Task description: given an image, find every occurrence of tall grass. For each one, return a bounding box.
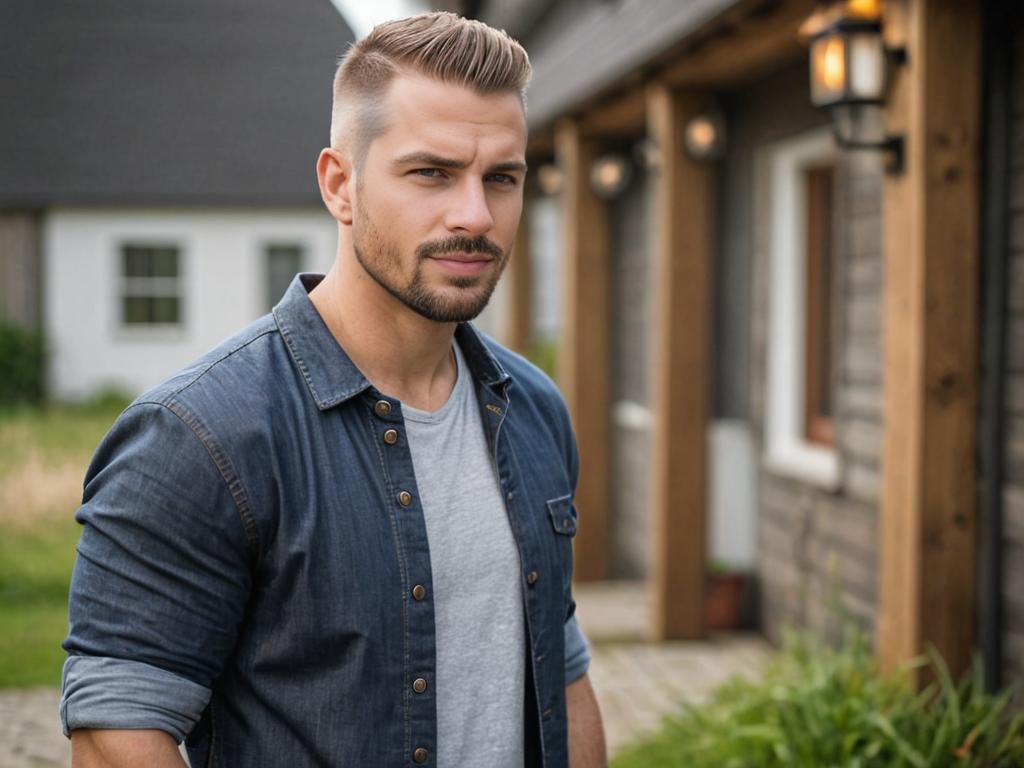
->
[612,626,1024,768]
[0,396,127,687]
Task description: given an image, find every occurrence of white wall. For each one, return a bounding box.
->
[45,208,337,400]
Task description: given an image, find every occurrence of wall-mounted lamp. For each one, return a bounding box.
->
[536,163,565,196]
[801,0,905,173]
[589,154,632,200]
[684,110,727,161]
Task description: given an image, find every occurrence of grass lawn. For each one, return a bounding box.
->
[0,398,127,688]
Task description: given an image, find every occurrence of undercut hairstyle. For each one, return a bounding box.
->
[329,12,532,169]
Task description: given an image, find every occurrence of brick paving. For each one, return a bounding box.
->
[0,581,772,766]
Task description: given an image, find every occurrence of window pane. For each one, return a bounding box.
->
[151,297,180,324]
[150,248,179,278]
[123,248,152,278]
[123,297,151,324]
[804,165,835,446]
[266,244,304,310]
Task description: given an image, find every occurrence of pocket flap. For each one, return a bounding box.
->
[546,494,577,536]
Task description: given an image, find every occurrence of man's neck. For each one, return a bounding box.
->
[309,265,459,412]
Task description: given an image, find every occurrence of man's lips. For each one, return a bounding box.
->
[428,252,493,275]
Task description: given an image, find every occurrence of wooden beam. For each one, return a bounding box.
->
[877,0,981,679]
[555,118,610,582]
[659,0,814,90]
[506,203,532,355]
[579,87,647,140]
[645,84,714,639]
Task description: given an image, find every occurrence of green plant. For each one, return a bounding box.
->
[0,321,45,406]
[612,626,1024,768]
[526,336,558,380]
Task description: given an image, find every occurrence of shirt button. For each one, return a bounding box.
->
[383,428,399,445]
[412,584,427,601]
[374,400,391,417]
[412,677,428,694]
[398,490,413,507]
[526,570,539,585]
[506,491,514,502]
[413,747,429,764]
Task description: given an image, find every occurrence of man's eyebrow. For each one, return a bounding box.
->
[392,152,527,174]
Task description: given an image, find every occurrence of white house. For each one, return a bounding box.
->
[1,0,493,401]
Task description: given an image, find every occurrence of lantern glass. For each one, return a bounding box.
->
[848,31,885,100]
[589,154,632,200]
[810,32,848,107]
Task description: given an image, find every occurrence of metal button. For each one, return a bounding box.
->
[398,490,413,507]
[412,584,427,601]
[412,677,428,694]
[526,570,539,585]
[506,491,514,502]
[383,428,399,445]
[413,747,429,763]
[374,400,391,417]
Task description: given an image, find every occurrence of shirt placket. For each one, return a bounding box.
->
[368,393,438,767]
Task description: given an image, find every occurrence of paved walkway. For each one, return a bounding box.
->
[0,582,772,766]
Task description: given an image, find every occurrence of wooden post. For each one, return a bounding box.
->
[555,118,610,582]
[645,84,714,639]
[505,206,532,355]
[877,0,981,678]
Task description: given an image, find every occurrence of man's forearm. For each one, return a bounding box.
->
[567,673,607,767]
[71,729,186,768]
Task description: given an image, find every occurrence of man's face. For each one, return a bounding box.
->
[349,73,527,323]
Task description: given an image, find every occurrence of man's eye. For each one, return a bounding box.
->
[414,168,446,179]
[486,173,517,185]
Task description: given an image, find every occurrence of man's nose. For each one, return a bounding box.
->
[445,179,494,235]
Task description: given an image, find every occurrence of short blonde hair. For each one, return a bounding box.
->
[329,12,531,167]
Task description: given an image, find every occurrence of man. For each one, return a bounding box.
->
[61,11,606,768]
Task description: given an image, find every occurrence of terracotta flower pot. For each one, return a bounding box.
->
[705,571,750,631]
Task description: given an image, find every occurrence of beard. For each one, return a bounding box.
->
[352,207,509,323]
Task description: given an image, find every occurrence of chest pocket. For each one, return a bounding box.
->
[546,494,577,537]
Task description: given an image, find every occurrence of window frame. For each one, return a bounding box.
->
[117,242,185,331]
[760,127,841,489]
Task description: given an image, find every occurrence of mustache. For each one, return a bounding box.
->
[416,235,503,260]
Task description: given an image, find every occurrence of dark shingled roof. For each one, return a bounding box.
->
[0,0,355,207]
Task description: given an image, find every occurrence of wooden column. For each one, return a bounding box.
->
[505,206,532,354]
[555,118,610,582]
[878,0,981,678]
[645,84,714,639]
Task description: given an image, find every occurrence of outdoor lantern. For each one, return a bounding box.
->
[802,0,904,172]
[684,110,727,161]
[589,153,632,200]
[536,162,564,196]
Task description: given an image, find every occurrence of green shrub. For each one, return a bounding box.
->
[613,627,1024,768]
[0,321,45,406]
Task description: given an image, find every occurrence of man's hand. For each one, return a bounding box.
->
[71,729,187,768]
[567,673,607,767]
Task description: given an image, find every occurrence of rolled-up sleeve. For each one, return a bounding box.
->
[61,401,255,742]
[564,613,591,685]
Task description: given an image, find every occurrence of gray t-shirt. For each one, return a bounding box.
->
[402,341,589,767]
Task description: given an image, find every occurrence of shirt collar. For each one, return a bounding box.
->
[273,273,510,411]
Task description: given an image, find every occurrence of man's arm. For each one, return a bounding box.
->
[567,673,607,768]
[71,730,185,768]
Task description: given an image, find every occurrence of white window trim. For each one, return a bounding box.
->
[762,127,840,490]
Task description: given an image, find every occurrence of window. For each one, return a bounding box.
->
[265,244,304,310]
[762,128,839,488]
[120,244,182,326]
[803,165,836,447]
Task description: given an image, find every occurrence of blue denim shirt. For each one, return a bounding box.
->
[61,274,586,767]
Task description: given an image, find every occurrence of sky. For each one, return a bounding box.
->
[330,0,433,38]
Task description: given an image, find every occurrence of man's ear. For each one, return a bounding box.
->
[316,148,354,226]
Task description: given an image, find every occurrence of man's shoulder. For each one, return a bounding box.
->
[131,313,285,417]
